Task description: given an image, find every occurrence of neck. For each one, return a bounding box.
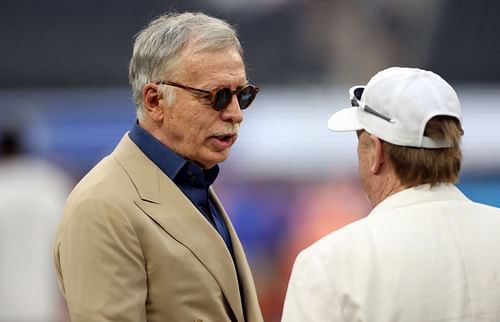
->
[367,172,405,207]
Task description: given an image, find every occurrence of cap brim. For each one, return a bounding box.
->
[327,107,363,132]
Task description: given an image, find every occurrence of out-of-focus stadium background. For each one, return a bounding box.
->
[1,0,499,321]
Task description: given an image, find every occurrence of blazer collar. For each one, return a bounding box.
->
[371,183,468,215]
[112,133,245,321]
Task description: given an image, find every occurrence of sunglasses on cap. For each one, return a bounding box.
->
[156,80,259,111]
[349,86,394,123]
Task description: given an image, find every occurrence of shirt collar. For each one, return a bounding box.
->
[128,121,219,184]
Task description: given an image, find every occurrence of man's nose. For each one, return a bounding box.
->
[220,94,244,123]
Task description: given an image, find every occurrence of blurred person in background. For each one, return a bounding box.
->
[0,128,71,322]
[53,11,263,322]
[281,67,500,322]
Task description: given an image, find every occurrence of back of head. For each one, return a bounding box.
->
[385,116,463,187]
[328,67,464,187]
[128,12,243,118]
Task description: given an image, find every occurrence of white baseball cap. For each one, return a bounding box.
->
[327,67,462,148]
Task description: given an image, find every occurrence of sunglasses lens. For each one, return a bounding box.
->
[212,85,258,111]
[353,87,364,100]
[237,86,257,110]
[213,88,233,111]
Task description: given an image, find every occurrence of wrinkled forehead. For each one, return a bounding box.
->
[177,47,247,86]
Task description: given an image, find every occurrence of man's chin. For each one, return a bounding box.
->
[195,152,230,169]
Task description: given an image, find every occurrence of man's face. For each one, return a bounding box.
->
[157,47,247,169]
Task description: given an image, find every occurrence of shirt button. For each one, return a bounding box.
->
[187,170,193,175]
[190,176,197,181]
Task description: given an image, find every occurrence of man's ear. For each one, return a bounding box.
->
[369,134,385,174]
[142,83,164,122]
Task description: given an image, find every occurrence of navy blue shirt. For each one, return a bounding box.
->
[128,123,235,258]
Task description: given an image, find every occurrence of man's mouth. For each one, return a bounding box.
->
[214,133,235,142]
[210,133,237,149]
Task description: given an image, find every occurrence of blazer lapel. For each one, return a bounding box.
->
[210,189,264,322]
[113,134,244,321]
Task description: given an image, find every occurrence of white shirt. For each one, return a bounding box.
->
[282,184,500,322]
[0,158,72,322]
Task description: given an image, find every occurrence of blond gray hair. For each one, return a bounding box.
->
[385,116,464,187]
[128,12,243,119]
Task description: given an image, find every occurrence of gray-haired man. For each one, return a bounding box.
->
[54,12,263,322]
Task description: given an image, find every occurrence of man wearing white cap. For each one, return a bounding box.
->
[281,67,500,322]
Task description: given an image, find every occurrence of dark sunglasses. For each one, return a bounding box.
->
[349,86,394,123]
[156,80,259,111]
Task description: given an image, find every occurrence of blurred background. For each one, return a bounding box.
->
[1,0,500,321]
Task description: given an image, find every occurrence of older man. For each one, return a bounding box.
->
[282,67,500,322]
[54,12,263,322]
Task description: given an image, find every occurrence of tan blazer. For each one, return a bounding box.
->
[53,134,264,322]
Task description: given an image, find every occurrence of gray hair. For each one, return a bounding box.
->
[128,12,243,119]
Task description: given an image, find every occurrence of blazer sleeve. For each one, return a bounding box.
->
[54,197,147,322]
[281,249,345,322]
